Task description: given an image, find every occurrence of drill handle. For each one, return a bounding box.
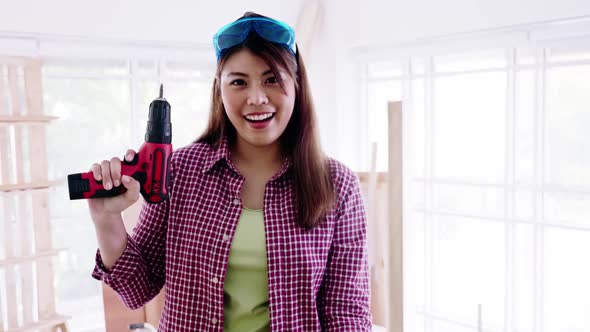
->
[67,154,143,200]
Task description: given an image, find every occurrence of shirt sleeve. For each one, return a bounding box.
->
[91,157,174,310]
[318,173,372,331]
[91,199,169,309]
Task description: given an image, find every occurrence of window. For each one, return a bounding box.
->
[43,56,214,331]
[362,20,590,332]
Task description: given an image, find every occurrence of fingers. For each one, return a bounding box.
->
[89,149,137,191]
[124,149,137,162]
[110,157,122,188]
[121,175,140,202]
[90,163,102,181]
[100,160,113,190]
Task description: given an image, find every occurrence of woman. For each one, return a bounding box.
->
[89,12,371,331]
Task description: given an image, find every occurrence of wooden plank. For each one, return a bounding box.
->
[13,125,26,183]
[0,65,7,116]
[6,314,70,332]
[367,142,386,326]
[5,265,19,329]
[0,249,65,267]
[0,115,59,124]
[0,180,64,192]
[5,64,24,330]
[28,125,47,184]
[0,57,30,67]
[23,60,43,116]
[0,64,12,331]
[7,66,21,116]
[388,101,403,332]
[8,66,25,184]
[0,132,19,331]
[32,189,56,321]
[356,172,388,184]
[17,191,35,326]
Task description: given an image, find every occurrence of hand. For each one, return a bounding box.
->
[87,149,141,225]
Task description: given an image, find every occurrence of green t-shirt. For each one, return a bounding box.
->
[223,208,270,331]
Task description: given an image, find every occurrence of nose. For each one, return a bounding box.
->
[246,84,269,106]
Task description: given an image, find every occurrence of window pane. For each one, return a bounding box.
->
[544,191,590,227]
[136,60,157,76]
[514,189,534,221]
[164,60,215,79]
[43,58,128,76]
[432,216,505,330]
[434,50,507,73]
[432,183,504,218]
[368,61,403,79]
[136,81,211,150]
[516,47,537,66]
[544,227,590,331]
[432,319,477,332]
[411,78,426,177]
[45,78,131,181]
[44,77,130,331]
[513,224,534,331]
[405,211,425,307]
[433,72,506,182]
[545,65,590,187]
[515,70,535,186]
[548,42,590,62]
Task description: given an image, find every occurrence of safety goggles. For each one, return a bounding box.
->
[213,17,296,60]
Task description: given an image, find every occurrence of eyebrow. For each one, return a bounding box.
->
[226,69,274,78]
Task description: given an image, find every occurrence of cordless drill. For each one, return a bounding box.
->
[68,84,172,204]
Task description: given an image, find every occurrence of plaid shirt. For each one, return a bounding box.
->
[92,138,371,331]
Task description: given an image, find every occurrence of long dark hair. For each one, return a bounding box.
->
[197,12,335,229]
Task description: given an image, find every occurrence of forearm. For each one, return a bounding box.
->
[93,213,128,271]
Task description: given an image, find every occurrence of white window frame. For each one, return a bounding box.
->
[354,16,590,332]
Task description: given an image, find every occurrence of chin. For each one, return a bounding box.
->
[241,133,280,148]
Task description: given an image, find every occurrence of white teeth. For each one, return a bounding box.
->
[245,113,273,121]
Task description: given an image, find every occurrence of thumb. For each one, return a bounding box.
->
[121,175,140,200]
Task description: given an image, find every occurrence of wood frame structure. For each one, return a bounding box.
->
[0,57,69,332]
[388,101,403,332]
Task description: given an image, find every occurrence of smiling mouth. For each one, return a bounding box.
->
[244,113,275,123]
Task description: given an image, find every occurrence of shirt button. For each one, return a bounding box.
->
[212,277,219,284]
[232,198,240,205]
[222,234,230,242]
[211,317,218,324]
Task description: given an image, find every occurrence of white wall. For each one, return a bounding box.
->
[2,0,590,169]
[0,0,302,44]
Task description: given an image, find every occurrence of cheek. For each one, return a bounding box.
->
[220,90,240,114]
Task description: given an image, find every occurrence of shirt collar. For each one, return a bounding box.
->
[201,136,232,174]
[201,136,292,180]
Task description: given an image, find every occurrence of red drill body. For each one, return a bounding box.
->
[68,85,172,204]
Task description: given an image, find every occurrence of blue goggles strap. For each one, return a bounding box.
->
[213,17,296,60]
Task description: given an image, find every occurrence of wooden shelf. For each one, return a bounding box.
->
[0,179,65,192]
[0,115,59,124]
[6,314,70,332]
[0,56,37,67]
[0,248,67,267]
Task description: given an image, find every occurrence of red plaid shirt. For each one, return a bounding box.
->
[92,138,371,331]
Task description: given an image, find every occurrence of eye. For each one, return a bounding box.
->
[230,79,246,86]
[265,76,279,84]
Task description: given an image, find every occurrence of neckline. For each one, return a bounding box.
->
[242,207,263,212]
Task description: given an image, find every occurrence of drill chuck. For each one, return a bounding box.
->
[145,84,172,144]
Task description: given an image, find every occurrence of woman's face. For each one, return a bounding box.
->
[220,48,296,149]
